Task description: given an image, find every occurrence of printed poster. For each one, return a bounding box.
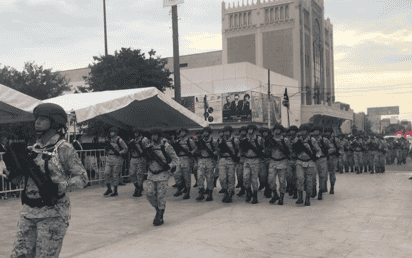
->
[194,94,222,123]
[251,91,263,122]
[222,91,252,123]
[263,94,282,125]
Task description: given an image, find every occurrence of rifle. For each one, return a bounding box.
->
[129,139,146,158]
[172,140,192,157]
[292,139,317,161]
[146,146,176,174]
[106,138,127,159]
[240,137,263,158]
[7,144,62,206]
[318,137,329,159]
[218,139,240,163]
[266,137,290,160]
[197,138,217,160]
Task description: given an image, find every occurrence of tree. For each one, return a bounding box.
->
[0,62,71,100]
[82,47,173,93]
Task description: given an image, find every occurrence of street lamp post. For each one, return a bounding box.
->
[103,0,108,56]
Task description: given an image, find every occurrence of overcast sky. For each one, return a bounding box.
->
[1,0,412,121]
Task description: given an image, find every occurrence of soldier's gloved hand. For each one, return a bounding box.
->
[114,150,121,156]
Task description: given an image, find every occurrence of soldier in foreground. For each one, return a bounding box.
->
[236,126,248,197]
[286,126,299,199]
[325,127,341,194]
[291,123,320,206]
[129,128,150,197]
[103,127,128,197]
[311,125,331,200]
[171,127,197,199]
[217,126,240,203]
[195,127,218,202]
[260,127,273,198]
[145,128,179,226]
[239,124,263,204]
[10,103,89,258]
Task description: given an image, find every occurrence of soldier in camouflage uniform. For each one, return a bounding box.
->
[377,136,388,173]
[260,127,273,198]
[291,123,321,206]
[346,135,355,172]
[103,127,128,197]
[171,127,197,199]
[286,126,299,199]
[195,127,218,202]
[386,138,394,165]
[146,128,179,226]
[325,127,342,194]
[214,129,224,189]
[192,131,202,187]
[338,134,346,173]
[217,126,240,203]
[236,126,248,197]
[10,103,89,258]
[351,135,364,174]
[402,138,409,164]
[239,124,264,204]
[129,128,150,197]
[394,137,403,165]
[311,125,333,200]
[362,135,370,173]
[266,123,291,205]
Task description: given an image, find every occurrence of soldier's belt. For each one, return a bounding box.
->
[270,157,288,161]
[199,156,213,159]
[297,158,312,162]
[244,156,259,159]
[22,193,65,208]
[354,150,362,152]
[131,155,143,159]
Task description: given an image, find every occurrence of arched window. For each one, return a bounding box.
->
[285,5,289,19]
[280,6,284,19]
[238,14,241,27]
[248,12,252,24]
[234,14,238,27]
[265,9,269,22]
[313,19,322,104]
[230,15,233,28]
[244,13,247,25]
[276,7,280,20]
[270,8,274,21]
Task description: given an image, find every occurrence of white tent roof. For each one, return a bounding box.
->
[41,87,208,130]
[0,84,41,124]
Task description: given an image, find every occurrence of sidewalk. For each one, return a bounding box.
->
[2,163,412,258]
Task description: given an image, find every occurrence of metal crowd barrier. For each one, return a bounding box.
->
[0,149,131,198]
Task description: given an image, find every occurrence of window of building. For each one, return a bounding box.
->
[280,6,284,20]
[238,14,241,27]
[270,8,274,21]
[313,19,322,104]
[234,14,238,27]
[229,15,233,28]
[180,63,188,68]
[244,13,247,25]
[265,9,269,22]
[248,12,252,24]
[285,5,289,19]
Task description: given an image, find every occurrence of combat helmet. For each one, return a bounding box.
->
[272,123,284,132]
[33,103,68,129]
[223,126,234,133]
[299,123,312,131]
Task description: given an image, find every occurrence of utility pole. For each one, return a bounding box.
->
[268,69,271,129]
[103,0,108,56]
[172,5,181,104]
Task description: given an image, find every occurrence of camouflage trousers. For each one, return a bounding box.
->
[235,157,245,185]
[104,164,122,186]
[362,152,369,168]
[353,151,363,169]
[193,158,199,181]
[368,151,379,170]
[268,159,288,193]
[338,153,346,171]
[129,157,147,188]
[327,155,338,187]
[346,152,354,167]
[385,150,391,165]
[218,157,236,191]
[243,158,260,191]
[378,152,386,169]
[286,159,297,187]
[174,156,193,189]
[259,158,270,186]
[390,150,396,164]
[11,216,68,258]
[396,149,403,164]
[197,158,216,191]
[146,180,168,210]
[295,161,315,195]
[314,157,327,193]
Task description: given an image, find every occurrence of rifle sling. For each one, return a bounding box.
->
[244,139,262,157]
[219,139,239,162]
[271,138,290,159]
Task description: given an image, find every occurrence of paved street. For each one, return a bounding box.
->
[2,162,412,258]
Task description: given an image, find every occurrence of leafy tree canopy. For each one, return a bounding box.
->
[0,62,71,100]
[82,48,173,93]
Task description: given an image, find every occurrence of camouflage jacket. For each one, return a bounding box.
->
[22,134,89,220]
[147,140,179,181]
[129,136,150,158]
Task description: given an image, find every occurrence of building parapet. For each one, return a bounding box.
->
[302,105,354,121]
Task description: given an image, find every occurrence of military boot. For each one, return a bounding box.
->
[286,183,291,195]
[317,190,323,200]
[269,190,278,204]
[219,188,226,193]
[213,177,218,187]
[264,183,272,198]
[153,207,160,225]
[364,166,368,172]
[110,186,118,197]
[193,180,198,187]
[351,166,354,172]
[330,183,334,195]
[292,186,298,199]
[133,185,140,197]
[251,190,258,204]
[278,193,284,205]
[183,187,191,199]
[172,183,177,188]
[225,190,233,203]
[288,184,294,196]
[295,191,303,204]
[153,208,164,226]
[173,184,184,197]
[245,188,252,202]
[345,165,349,173]
[205,189,213,201]
[157,209,165,226]
[258,181,265,191]
[196,188,205,201]
[304,192,311,206]
[221,189,229,203]
[103,184,112,196]
[237,186,246,197]
[311,188,317,198]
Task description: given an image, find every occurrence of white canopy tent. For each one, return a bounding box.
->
[0,84,41,124]
[41,87,209,130]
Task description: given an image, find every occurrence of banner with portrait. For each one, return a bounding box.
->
[263,94,282,125]
[222,91,252,123]
[251,92,263,122]
[194,94,222,123]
